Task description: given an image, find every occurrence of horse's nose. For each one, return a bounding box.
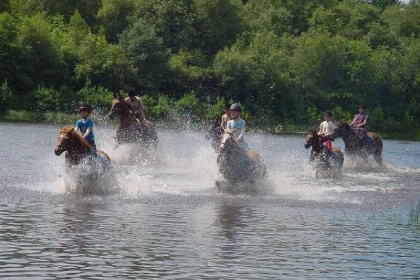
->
[54,147,63,155]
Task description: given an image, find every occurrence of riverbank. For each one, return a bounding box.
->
[1,110,419,141]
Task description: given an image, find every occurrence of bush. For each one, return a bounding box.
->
[0,80,13,112]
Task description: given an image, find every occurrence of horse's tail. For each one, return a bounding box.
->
[248,149,267,178]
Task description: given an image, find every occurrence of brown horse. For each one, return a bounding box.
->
[108,95,158,147]
[217,130,266,192]
[333,122,383,165]
[54,126,111,180]
[305,129,344,176]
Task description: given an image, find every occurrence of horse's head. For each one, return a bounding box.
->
[54,126,91,156]
[108,95,125,119]
[304,128,320,150]
[333,121,352,138]
[54,126,76,155]
[219,129,237,152]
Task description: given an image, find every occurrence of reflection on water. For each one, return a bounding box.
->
[0,123,419,279]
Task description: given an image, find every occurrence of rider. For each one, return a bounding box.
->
[349,104,372,148]
[226,103,249,151]
[318,110,336,151]
[75,103,96,150]
[220,102,232,132]
[125,87,146,124]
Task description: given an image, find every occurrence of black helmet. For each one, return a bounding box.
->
[230,103,242,112]
[323,110,332,117]
[79,104,92,112]
[359,104,366,109]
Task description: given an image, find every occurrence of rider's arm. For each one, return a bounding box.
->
[82,127,92,139]
[136,98,146,121]
[318,122,326,135]
[349,117,356,127]
[236,120,245,141]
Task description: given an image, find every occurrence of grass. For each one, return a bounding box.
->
[408,200,420,228]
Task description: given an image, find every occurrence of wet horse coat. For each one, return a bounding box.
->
[54,126,111,181]
[333,122,383,165]
[108,96,158,146]
[305,129,344,176]
[217,130,266,190]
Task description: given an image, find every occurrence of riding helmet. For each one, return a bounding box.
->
[79,104,93,112]
[359,104,366,109]
[230,103,242,112]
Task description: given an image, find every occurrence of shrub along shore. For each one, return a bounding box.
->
[1,108,419,141]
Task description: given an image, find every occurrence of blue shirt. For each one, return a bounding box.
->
[75,118,95,144]
[227,117,248,150]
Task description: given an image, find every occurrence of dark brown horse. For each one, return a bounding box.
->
[108,95,158,146]
[54,126,111,180]
[305,129,344,176]
[333,122,383,165]
[217,129,266,192]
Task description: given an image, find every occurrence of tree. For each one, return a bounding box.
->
[119,18,170,92]
[134,0,197,53]
[97,0,135,43]
[75,33,137,91]
[194,0,244,56]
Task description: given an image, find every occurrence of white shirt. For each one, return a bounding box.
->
[319,120,336,136]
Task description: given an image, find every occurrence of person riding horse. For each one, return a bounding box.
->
[349,104,373,149]
[226,103,249,151]
[318,110,336,151]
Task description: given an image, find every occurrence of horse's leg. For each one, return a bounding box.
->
[373,143,383,166]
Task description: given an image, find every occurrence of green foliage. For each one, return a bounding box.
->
[0,80,13,112]
[75,33,137,91]
[1,0,420,138]
[145,94,173,120]
[205,96,225,121]
[119,17,170,91]
[134,0,197,53]
[174,91,205,120]
[194,0,244,56]
[97,0,135,43]
[76,86,115,110]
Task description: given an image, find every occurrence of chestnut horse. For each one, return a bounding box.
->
[333,122,383,165]
[217,129,266,191]
[54,126,111,180]
[108,95,158,146]
[305,129,344,176]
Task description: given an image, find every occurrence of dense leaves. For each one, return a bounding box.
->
[0,0,419,137]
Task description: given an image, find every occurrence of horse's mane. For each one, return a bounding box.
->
[336,121,350,129]
[60,125,92,149]
[307,127,318,136]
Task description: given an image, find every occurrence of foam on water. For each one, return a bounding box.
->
[2,125,419,207]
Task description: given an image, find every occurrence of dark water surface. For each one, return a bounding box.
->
[0,123,419,279]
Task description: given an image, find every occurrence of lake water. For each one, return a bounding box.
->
[0,122,419,279]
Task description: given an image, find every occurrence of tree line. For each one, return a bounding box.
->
[0,0,419,138]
